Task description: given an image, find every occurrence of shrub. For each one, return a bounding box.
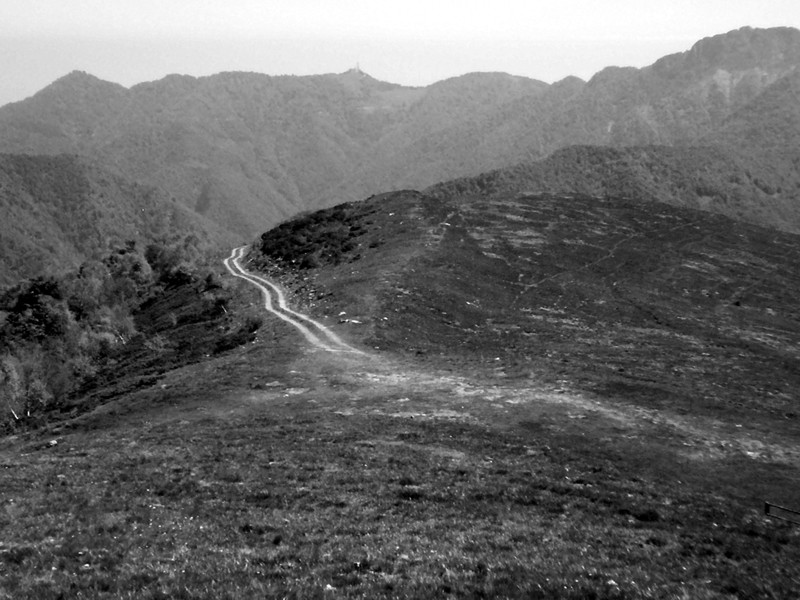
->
[145,236,202,286]
[2,282,71,342]
[0,348,57,426]
[144,334,170,353]
[244,315,263,333]
[0,354,23,422]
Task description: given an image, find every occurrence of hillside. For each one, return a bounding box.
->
[709,67,800,150]
[4,24,800,599]
[704,67,800,197]
[0,69,431,239]
[342,26,800,198]
[2,189,799,598]
[426,144,800,234]
[0,153,233,285]
[544,26,800,147]
[247,190,800,430]
[342,72,549,195]
[0,26,799,247]
[194,187,800,597]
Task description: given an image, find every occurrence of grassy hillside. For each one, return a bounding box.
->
[1,189,799,597]
[3,347,798,598]
[249,190,800,432]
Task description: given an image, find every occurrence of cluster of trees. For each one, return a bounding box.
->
[258,204,364,269]
[0,236,204,430]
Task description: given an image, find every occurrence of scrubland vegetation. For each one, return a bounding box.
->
[0,237,256,432]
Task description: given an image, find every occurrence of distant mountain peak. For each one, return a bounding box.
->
[586,65,638,87]
[60,69,101,81]
[39,70,127,100]
[553,75,585,87]
[685,25,800,71]
[51,70,123,89]
[327,67,402,94]
[337,66,382,82]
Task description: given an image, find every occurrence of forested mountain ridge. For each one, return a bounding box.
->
[0,153,233,285]
[425,142,800,235]
[343,26,800,198]
[421,56,800,234]
[1,26,799,246]
[555,26,800,146]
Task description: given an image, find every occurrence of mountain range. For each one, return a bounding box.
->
[4,26,800,597]
[1,26,800,282]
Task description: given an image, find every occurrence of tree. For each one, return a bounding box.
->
[0,354,23,422]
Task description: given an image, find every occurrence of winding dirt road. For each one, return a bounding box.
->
[223,246,364,355]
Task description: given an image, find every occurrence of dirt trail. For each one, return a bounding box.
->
[223,246,364,355]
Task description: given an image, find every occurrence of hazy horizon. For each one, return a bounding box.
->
[1,0,799,107]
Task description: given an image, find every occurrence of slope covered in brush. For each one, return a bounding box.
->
[248,189,800,434]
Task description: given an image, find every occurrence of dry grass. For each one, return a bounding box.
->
[3,191,800,597]
[1,339,798,599]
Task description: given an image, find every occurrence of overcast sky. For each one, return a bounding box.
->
[1,0,799,107]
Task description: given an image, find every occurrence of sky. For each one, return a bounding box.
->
[1,0,799,107]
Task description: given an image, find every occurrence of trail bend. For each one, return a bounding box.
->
[223,246,364,355]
